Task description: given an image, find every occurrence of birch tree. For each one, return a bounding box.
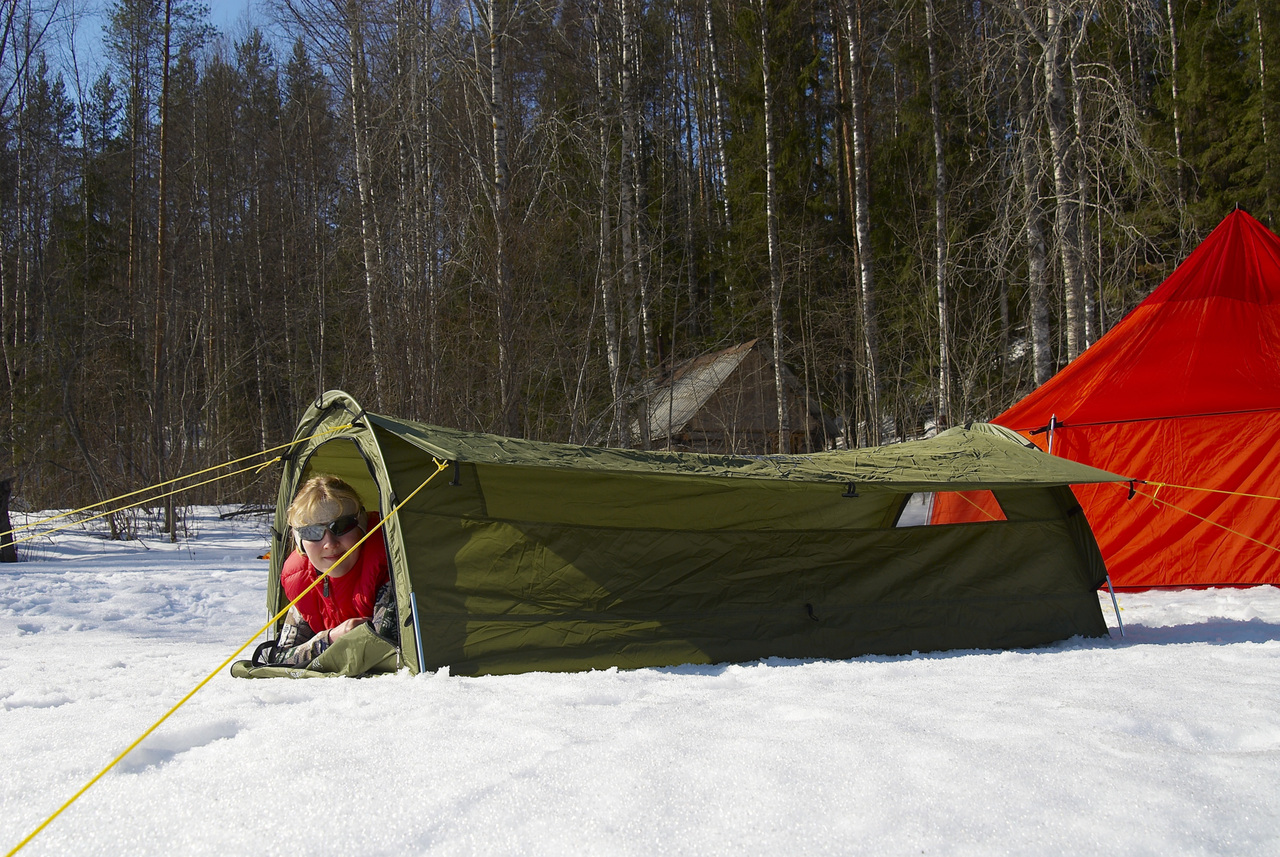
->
[840,0,880,444]
[758,0,786,452]
[925,0,951,424]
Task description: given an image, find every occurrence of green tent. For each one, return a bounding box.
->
[249,391,1127,678]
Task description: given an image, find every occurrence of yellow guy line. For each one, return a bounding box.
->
[1144,480,1280,504]
[5,459,280,549]
[952,490,1001,521]
[1130,485,1280,556]
[1,424,354,540]
[5,457,450,857]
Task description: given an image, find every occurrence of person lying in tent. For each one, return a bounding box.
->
[251,475,398,669]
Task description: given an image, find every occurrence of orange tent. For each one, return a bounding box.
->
[989,210,1280,588]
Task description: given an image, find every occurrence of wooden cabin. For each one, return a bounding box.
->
[632,339,835,454]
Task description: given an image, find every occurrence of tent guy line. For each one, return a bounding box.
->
[1139,480,1280,503]
[0,424,354,544]
[952,491,1002,520]
[2,458,451,857]
[2,459,276,549]
[1131,484,1280,556]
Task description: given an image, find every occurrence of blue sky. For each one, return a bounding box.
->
[76,0,257,45]
[62,0,260,81]
[206,0,254,35]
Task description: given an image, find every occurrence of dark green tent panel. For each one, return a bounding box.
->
[263,391,1127,677]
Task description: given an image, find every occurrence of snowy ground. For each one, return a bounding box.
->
[1,508,1278,856]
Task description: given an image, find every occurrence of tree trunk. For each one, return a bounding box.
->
[1165,0,1184,202]
[201,149,220,465]
[619,0,653,379]
[1257,0,1279,219]
[395,0,416,415]
[347,0,385,404]
[252,185,271,451]
[704,0,732,308]
[673,10,701,339]
[1071,51,1097,348]
[487,0,519,435]
[843,0,880,444]
[0,478,16,562]
[156,0,174,541]
[760,0,788,454]
[1017,34,1053,386]
[925,0,951,426]
[420,1,440,422]
[1040,1,1084,361]
[595,0,625,446]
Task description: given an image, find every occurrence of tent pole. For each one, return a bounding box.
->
[1047,414,1057,455]
[410,592,427,674]
[1104,571,1124,638]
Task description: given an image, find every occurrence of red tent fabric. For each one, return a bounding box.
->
[994,210,1280,588]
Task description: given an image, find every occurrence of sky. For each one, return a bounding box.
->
[206,0,254,35]
[2,507,1279,855]
[60,0,260,80]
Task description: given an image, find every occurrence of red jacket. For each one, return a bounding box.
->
[280,513,389,632]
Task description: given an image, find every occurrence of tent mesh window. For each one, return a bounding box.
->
[898,491,1008,527]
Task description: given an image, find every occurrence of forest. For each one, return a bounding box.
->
[1,0,1277,514]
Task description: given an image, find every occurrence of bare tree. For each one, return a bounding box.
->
[840,0,881,444]
[1163,0,1183,202]
[345,0,386,404]
[593,0,625,444]
[925,0,951,425]
[1010,0,1094,362]
[758,0,786,453]
[154,0,173,539]
[1015,29,1053,386]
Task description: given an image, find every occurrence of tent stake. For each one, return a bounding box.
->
[410,592,427,674]
[1104,571,1124,638]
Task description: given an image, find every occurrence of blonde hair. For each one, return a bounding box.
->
[287,474,367,532]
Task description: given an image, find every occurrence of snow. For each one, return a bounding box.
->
[2,508,1279,856]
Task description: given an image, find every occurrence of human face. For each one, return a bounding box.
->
[299,516,364,578]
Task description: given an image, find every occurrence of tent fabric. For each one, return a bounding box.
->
[232,624,398,679]
[993,209,1280,589]
[364,410,1126,489]
[260,391,1124,677]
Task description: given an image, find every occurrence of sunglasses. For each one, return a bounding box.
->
[295,514,361,543]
